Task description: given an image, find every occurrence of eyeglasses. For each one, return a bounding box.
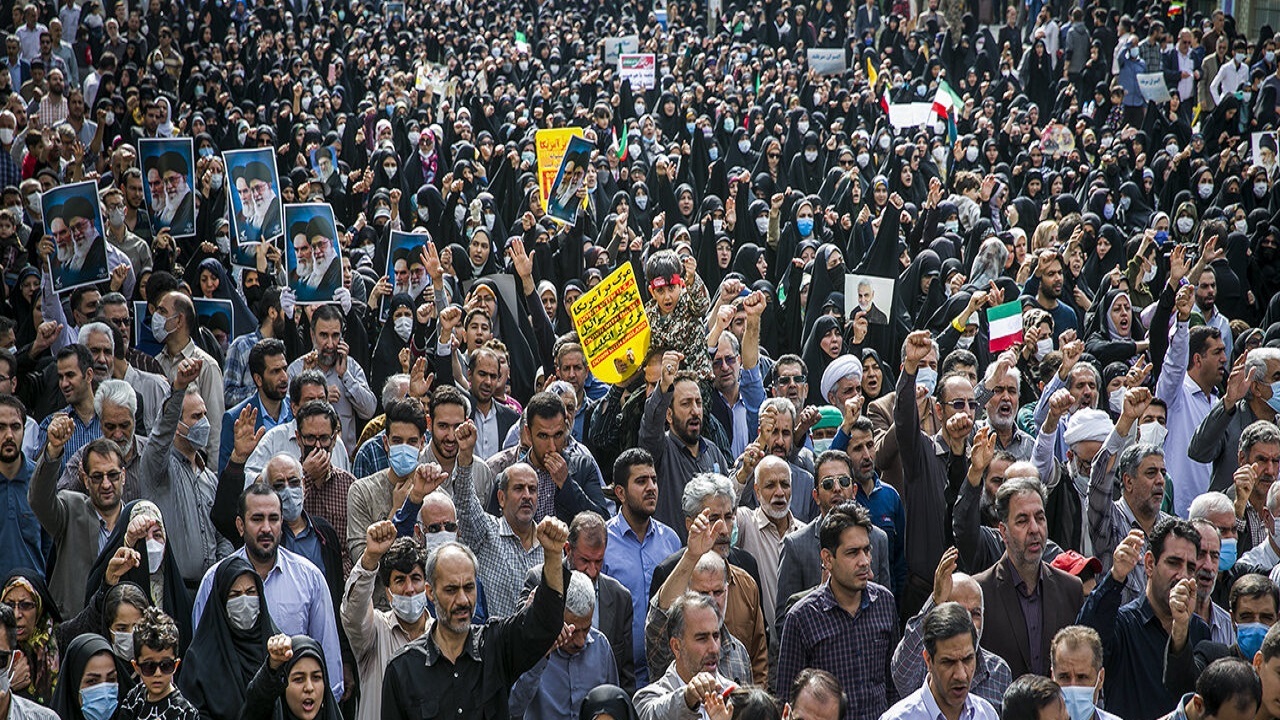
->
[767,153,781,159]
[819,475,853,490]
[419,521,459,534]
[273,475,303,489]
[713,355,738,370]
[776,374,807,386]
[136,658,177,676]
[6,600,36,613]
[299,433,334,446]
[946,399,982,412]
[87,469,123,486]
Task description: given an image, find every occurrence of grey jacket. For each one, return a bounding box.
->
[774,514,891,619]
[1188,398,1261,495]
[28,449,109,616]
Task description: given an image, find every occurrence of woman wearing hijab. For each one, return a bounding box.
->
[81,501,194,652]
[50,633,133,720]
[1116,181,1154,234]
[177,558,276,720]
[467,276,541,403]
[1019,39,1056,117]
[1079,223,1125,292]
[798,244,846,352]
[2,570,63,705]
[369,294,420,397]
[731,244,768,283]
[800,314,845,406]
[860,348,894,404]
[895,249,944,330]
[1215,231,1255,323]
[188,258,257,337]
[241,635,341,720]
[7,266,42,348]
[1083,288,1147,366]
[578,684,638,720]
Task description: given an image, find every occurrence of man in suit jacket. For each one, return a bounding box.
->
[467,347,519,461]
[973,478,1084,679]
[775,451,892,616]
[520,513,635,693]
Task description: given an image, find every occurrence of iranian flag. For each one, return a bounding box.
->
[932,80,963,143]
[986,300,1024,352]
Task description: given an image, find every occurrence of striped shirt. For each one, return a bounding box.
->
[453,460,544,617]
[37,406,100,476]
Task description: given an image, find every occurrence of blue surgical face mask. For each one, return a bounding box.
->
[79,682,118,720]
[1061,685,1097,720]
[1103,202,1115,219]
[915,366,938,394]
[1267,381,1280,414]
[277,486,304,522]
[796,217,814,236]
[388,443,420,478]
[1239,622,1269,660]
[1219,537,1238,571]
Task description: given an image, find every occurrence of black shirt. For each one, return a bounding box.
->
[381,564,568,720]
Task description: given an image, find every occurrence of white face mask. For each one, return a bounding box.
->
[1176,217,1194,234]
[932,146,948,163]
[1138,421,1167,446]
[755,217,770,234]
[422,529,456,551]
[857,152,871,166]
[112,631,133,660]
[1236,219,1249,234]
[797,120,810,134]
[408,131,421,147]
[1166,143,1178,156]
[1035,337,1053,360]
[712,218,724,234]
[394,315,413,341]
[1142,263,1157,284]
[634,195,648,210]
[0,128,13,145]
[225,594,260,631]
[146,538,165,573]
[1109,386,1125,413]
[965,146,979,162]
[389,590,428,623]
[738,139,752,153]
[944,219,960,233]
[879,136,891,150]
[804,149,818,163]
[1198,183,1214,199]
[956,334,975,349]
[1256,183,1269,198]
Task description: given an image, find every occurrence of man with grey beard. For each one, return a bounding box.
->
[976,351,1034,461]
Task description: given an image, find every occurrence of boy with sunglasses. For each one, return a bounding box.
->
[119,607,197,719]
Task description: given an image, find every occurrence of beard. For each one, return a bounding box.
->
[150,190,170,219]
[160,183,188,223]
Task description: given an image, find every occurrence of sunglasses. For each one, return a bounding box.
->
[767,153,781,159]
[776,374,807,386]
[946,399,982,412]
[419,521,458,534]
[136,658,177,676]
[819,475,853,490]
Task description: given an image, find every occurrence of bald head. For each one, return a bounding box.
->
[1005,461,1039,481]
[419,491,457,526]
[261,453,304,484]
[946,572,986,637]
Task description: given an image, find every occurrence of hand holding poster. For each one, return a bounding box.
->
[193,298,235,354]
[43,180,109,293]
[619,53,656,90]
[284,203,342,304]
[535,127,584,212]
[545,135,594,225]
[808,48,846,76]
[844,274,893,325]
[1136,73,1172,104]
[1253,132,1279,173]
[223,147,284,267]
[569,263,651,385]
[383,230,431,320]
[138,138,196,239]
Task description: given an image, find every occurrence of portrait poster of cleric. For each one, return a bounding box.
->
[43,180,108,293]
[138,137,197,239]
[384,229,430,320]
[285,203,342,304]
[224,147,284,266]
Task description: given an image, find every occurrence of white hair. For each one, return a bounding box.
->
[1268,480,1280,516]
[1188,491,1235,520]
[681,473,736,518]
[78,322,115,353]
[381,374,410,407]
[93,379,136,416]
[982,360,1021,388]
[564,570,596,617]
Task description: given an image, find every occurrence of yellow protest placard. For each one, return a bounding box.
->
[569,263,651,385]
[535,128,583,213]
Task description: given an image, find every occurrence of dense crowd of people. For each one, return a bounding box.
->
[3,0,1280,717]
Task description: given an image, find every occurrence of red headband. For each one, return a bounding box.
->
[649,274,685,289]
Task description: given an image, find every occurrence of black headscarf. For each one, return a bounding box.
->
[50,633,133,720]
[177,557,278,720]
[470,276,539,402]
[578,684,639,720]
[801,314,844,406]
[896,249,944,329]
[265,635,342,720]
[83,500,193,653]
[801,244,846,349]
[860,348,895,402]
[371,294,416,396]
[731,243,767,283]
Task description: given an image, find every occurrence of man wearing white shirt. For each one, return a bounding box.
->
[243,369,349,481]
[879,602,999,720]
[634,592,735,720]
[1210,40,1251,105]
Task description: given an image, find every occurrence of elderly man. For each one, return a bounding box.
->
[521,511,635,692]
[635,592,736,720]
[976,352,1035,461]
[734,454,804,630]
[56,379,148,501]
[734,398,818,524]
[1050,626,1124,720]
[510,570,620,718]
[1037,390,1112,556]
[381,517,570,719]
[648,473,768,685]
[892,546,1013,710]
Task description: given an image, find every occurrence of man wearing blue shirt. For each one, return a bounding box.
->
[193,482,345,699]
[0,393,44,580]
[604,447,681,688]
[219,337,292,474]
